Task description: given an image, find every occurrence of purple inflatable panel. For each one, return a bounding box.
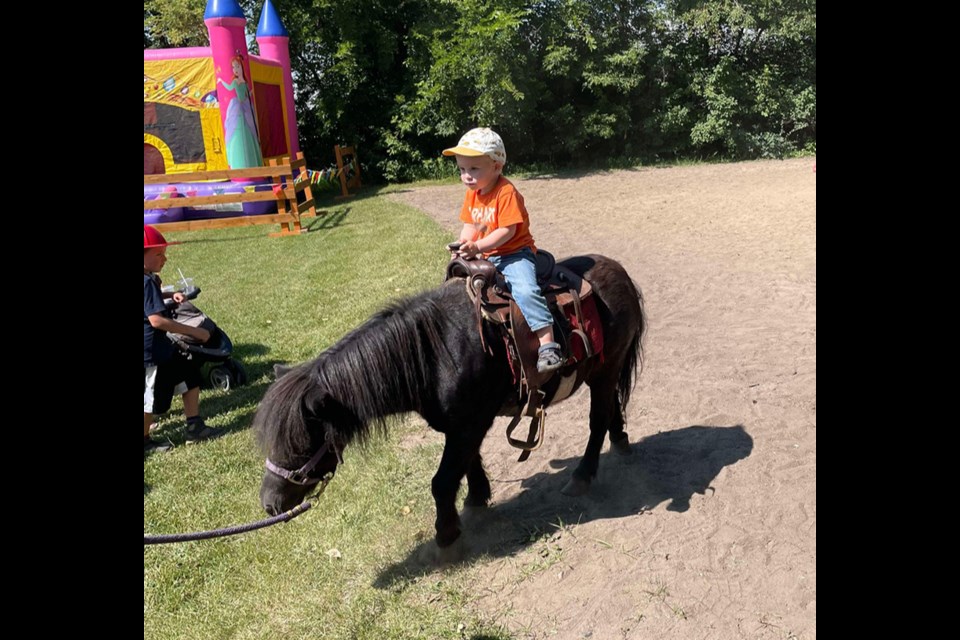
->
[144,180,280,223]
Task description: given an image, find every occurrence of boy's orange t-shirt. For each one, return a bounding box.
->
[459,176,536,257]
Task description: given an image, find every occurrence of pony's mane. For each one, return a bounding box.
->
[255,285,458,458]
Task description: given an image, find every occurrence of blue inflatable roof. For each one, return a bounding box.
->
[204,0,245,20]
[257,0,289,37]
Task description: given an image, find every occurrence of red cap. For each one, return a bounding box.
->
[144,224,180,249]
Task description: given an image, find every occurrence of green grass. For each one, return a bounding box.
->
[144,191,511,639]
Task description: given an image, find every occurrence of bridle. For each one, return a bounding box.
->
[264,426,344,491]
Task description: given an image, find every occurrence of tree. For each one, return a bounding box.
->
[144,0,210,48]
[144,0,816,179]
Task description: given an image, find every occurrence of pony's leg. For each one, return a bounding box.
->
[607,395,632,455]
[431,437,480,548]
[464,453,492,507]
[563,374,618,496]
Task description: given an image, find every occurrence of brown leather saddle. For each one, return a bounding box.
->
[445,250,596,460]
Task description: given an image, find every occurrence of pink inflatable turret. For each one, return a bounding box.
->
[257,0,300,156]
[204,0,263,169]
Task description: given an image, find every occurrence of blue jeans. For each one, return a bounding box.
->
[488,247,554,332]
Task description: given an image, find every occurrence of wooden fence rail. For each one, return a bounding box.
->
[144,152,320,237]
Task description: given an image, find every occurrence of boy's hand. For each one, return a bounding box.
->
[458,240,483,258]
[171,292,187,305]
[193,327,211,344]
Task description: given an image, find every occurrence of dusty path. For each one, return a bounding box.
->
[388,158,816,639]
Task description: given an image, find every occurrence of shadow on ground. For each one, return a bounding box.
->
[145,344,291,450]
[374,424,753,587]
[305,208,348,232]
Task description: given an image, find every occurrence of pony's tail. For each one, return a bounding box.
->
[617,279,646,413]
[253,364,315,456]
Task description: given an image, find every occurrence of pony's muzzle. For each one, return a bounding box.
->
[260,475,308,516]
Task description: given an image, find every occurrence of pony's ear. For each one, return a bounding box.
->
[273,363,293,379]
[304,386,333,414]
[309,391,356,426]
[314,391,342,413]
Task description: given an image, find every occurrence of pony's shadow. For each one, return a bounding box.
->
[374,424,752,588]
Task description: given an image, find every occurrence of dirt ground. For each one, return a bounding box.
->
[387,158,816,639]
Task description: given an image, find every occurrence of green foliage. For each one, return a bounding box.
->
[144,0,209,48]
[144,0,815,177]
[666,0,817,158]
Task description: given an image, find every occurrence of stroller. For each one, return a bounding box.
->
[164,286,247,391]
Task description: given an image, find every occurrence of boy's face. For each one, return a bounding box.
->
[144,247,168,273]
[456,155,502,194]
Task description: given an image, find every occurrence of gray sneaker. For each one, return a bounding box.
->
[537,344,564,373]
[184,421,225,443]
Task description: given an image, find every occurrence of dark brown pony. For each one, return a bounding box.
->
[255,254,644,557]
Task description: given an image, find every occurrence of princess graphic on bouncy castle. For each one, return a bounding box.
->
[217,56,263,168]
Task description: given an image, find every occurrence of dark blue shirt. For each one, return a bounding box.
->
[144,273,174,366]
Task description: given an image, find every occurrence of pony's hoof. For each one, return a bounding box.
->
[611,436,633,456]
[461,504,493,531]
[434,536,465,565]
[560,476,591,497]
[461,503,488,521]
[463,494,491,508]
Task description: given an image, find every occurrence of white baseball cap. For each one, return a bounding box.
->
[442,128,507,165]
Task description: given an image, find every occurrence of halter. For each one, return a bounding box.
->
[264,426,344,487]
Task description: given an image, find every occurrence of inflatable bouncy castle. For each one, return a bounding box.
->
[144,0,302,223]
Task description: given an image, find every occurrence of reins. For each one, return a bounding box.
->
[145,429,343,546]
[143,476,332,545]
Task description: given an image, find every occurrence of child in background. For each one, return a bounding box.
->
[144,225,224,452]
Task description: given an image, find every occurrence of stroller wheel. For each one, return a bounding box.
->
[209,365,232,391]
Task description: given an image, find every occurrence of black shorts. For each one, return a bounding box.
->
[143,353,201,414]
